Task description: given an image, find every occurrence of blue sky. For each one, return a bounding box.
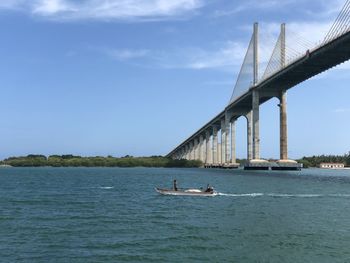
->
[0,0,349,159]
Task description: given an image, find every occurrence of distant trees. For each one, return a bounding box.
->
[4,152,349,168]
[2,155,203,168]
[297,152,350,168]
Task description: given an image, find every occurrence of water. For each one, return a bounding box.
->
[1,167,350,262]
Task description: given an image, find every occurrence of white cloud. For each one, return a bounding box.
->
[103,48,150,61]
[0,0,204,21]
[183,41,247,70]
[333,108,350,113]
[212,0,294,17]
[33,0,74,15]
[213,0,344,19]
[92,41,248,71]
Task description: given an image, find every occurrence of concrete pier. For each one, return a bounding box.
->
[252,89,260,160]
[212,126,218,164]
[220,119,226,164]
[279,90,288,160]
[199,135,204,162]
[246,112,253,161]
[205,130,211,164]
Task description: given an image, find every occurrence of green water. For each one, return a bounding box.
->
[1,167,350,262]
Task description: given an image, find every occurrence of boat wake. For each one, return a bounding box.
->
[99,186,114,189]
[217,193,350,198]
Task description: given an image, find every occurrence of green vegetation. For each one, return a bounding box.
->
[297,152,350,168]
[0,155,203,168]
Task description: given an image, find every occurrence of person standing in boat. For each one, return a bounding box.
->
[173,179,178,191]
[205,184,213,193]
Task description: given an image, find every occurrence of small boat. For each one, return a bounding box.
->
[155,187,217,197]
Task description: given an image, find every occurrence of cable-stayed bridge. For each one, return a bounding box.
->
[167,0,350,170]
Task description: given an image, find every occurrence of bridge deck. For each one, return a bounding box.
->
[168,31,350,157]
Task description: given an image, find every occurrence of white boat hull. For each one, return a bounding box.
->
[155,188,216,197]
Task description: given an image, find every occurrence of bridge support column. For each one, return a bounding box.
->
[252,89,260,160]
[246,111,253,160]
[187,143,190,160]
[221,119,226,164]
[199,135,204,162]
[185,144,189,160]
[194,138,199,160]
[205,130,211,164]
[231,120,237,164]
[225,121,230,164]
[191,141,196,160]
[212,126,218,164]
[279,90,288,160]
[225,122,231,163]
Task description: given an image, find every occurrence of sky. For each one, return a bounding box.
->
[0,0,349,160]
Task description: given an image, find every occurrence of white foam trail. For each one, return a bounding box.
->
[328,194,350,197]
[217,193,350,198]
[218,193,264,197]
[99,186,114,189]
[269,194,322,198]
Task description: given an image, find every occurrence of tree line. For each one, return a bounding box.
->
[297,152,350,168]
[0,155,203,168]
[2,153,349,168]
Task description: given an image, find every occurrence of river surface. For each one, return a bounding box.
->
[1,167,350,262]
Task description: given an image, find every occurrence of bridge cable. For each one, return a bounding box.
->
[229,34,255,104]
[324,0,350,43]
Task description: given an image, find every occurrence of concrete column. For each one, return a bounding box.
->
[204,131,210,163]
[279,90,288,160]
[246,111,253,160]
[220,119,226,164]
[189,142,194,160]
[230,120,237,163]
[218,143,222,164]
[194,138,198,160]
[225,121,230,163]
[252,89,260,160]
[212,126,218,164]
[199,135,204,162]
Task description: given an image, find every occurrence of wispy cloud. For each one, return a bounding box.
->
[0,0,204,21]
[0,0,25,9]
[33,0,75,15]
[92,41,248,71]
[182,41,247,70]
[213,0,344,19]
[333,108,350,113]
[212,0,294,17]
[302,0,345,20]
[102,48,150,61]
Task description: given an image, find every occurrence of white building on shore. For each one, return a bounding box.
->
[319,163,345,169]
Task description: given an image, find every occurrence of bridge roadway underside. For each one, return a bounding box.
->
[167,31,350,169]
